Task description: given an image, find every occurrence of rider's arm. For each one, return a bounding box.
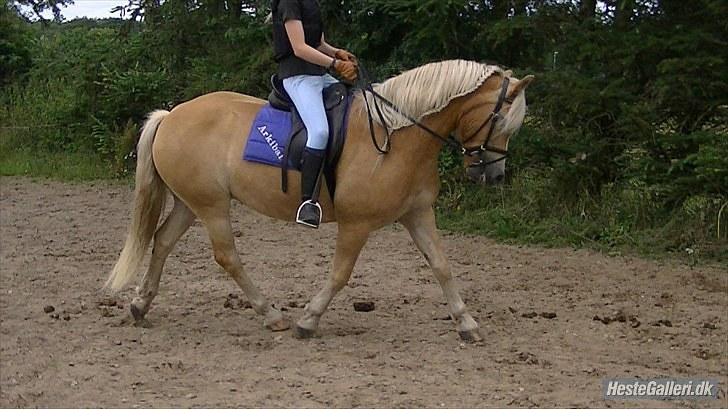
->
[317,33,339,57]
[284,20,335,68]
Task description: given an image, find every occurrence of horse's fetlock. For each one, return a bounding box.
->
[457,313,479,333]
[450,302,467,319]
[331,278,349,292]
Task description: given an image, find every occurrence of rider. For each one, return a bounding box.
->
[272,0,358,228]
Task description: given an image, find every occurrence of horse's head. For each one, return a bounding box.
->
[456,72,534,185]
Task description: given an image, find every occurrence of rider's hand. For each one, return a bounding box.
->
[335,49,358,64]
[333,59,358,82]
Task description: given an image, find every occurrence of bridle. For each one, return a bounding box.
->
[357,65,513,169]
[459,76,512,168]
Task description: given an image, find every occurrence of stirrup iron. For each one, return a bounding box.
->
[296,200,322,228]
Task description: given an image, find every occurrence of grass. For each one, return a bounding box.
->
[0,146,118,181]
[435,170,728,265]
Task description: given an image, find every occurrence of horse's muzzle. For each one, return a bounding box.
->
[466,166,505,186]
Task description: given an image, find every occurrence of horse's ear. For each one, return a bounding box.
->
[508,75,535,99]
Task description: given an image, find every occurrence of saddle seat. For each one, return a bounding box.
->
[267,75,351,198]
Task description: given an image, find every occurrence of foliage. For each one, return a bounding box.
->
[0,3,32,85]
[1,0,726,261]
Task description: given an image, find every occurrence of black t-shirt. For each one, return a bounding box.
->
[272,0,327,79]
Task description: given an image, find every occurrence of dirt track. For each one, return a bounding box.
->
[0,177,726,408]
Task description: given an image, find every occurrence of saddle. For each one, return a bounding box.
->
[268,75,351,199]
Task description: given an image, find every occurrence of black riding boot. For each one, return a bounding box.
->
[296,148,326,228]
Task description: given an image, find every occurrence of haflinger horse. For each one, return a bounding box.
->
[106,59,534,342]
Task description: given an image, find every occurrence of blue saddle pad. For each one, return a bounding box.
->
[243,104,292,167]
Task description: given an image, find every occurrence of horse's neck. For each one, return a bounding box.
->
[399,99,462,156]
[347,95,464,172]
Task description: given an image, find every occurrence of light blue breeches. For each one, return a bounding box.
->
[282,73,340,150]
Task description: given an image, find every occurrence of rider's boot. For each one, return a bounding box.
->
[296,147,325,228]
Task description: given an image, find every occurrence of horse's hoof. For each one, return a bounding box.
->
[265,318,291,332]
[130,303,145,322]
[133,318,153,328]
[458,328,484,343]
[293,324,317,339]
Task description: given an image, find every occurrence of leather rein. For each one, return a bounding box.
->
[357,66,513,168]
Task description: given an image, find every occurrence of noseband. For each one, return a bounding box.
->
[359,67,512,169]
[460,77,512,169]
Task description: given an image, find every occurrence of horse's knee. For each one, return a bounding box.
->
[213,249,237,272]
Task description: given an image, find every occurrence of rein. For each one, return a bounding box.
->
[355,65,512,167]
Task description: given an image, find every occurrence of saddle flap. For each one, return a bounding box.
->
[323,83,347,110]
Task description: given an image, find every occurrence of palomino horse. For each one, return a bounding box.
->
[106,60,534,341]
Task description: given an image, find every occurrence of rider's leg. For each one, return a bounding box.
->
[283,75,330,228]
[321,73,339,88]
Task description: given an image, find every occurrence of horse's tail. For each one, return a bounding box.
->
[105,110,170,292]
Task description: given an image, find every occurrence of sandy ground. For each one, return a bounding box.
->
[0,177,726,408]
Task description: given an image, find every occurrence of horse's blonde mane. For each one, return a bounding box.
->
[364,60,502,130]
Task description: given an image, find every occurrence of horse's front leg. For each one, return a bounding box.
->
[400,206,482,342]
[295,223,370,338]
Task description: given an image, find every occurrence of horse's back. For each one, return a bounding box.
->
[182,91,265,107]
[167,91,265,127]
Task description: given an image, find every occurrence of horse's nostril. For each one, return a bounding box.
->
[493,174,504,183]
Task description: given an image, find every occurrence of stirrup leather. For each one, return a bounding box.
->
[296,200,322,228]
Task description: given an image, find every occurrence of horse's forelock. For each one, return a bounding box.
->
[498,88,528,137]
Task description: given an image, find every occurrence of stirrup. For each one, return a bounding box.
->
[296,200,322,228]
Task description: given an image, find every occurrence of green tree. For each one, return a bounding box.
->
[0,3,32,85]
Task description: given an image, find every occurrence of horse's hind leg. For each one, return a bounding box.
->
[130,197,196,321]
[198,203,289,331]
[295,223,370,338]
[400,206,482,342]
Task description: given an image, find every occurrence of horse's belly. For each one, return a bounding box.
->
[229,161,336,222]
